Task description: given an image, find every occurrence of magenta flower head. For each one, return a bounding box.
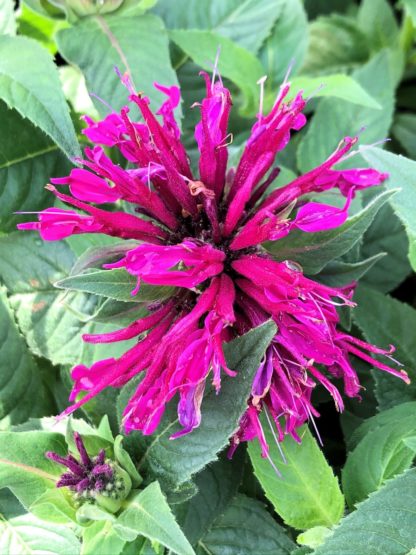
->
[20,70,409,459]
[46,432,131,512]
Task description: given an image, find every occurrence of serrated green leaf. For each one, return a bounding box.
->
[0,232,93,365]
[195,494,295,555]
[0,513,80,555]
[114,481,195,555]
[352,286,416,409]
[117,321,277,491]
[56,268,175,303]
[265,189,393,274]
[317,253,385,287]
[154,0,285,53]
[259,0,308,87]
[314,469,416,555]
[56,14,179,117]
[297,49,399,173]
[170,29,264,113]
[0,287,51,429]
[248,424,344,530]
[342,415,416,507]
[179,454,244,546]
[403,436,416,452]
[0,35,80,160]
[349,402,416,450]
[178,454,294,554]
[360,198,412,293]
[0,101,71,233]
[362,148,416,271]
[0,431,65,509]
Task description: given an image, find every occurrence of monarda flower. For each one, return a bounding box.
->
[46,432,131,512]
[20,70,409,460]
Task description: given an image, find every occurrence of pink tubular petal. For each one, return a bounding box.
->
[17,207,103,241]
[195,72,232,199]
[46,186,167,242]
[294,189,353,232]
[82,301,175,343]
[52,168,121,204]
[154,82,182,140]
[107,241,225,289]
[223,88,307,236]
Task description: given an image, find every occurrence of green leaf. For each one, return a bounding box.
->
[265,189,393,274]
[118,321,277,491]
[114,481,195,555]
[0,35,80,160]
[18,4,67,54]
[56,268,175,303]
[0,287,51,429]
[194,494,295,555]
[349,402,416,450]
[314,469,416,555]
[0,0,15,35]
[76,503,116,524]
[297,48,399,173]
[0,431,65,509]
[170,29,264,113]
[0,101,71,233]
[317,253,385,287]
[155,0,285,53]
[82,521,125,555]
[59,65,98,118]
[297,527,333,550]
[342,415,416,507]
[114,435,142,488]
[0,232,93,365]
[29,489,76,525]
[21,0,64,19]
[0,489,25,520]
[362,148,416,271]
[357,0,399,51]
[402,0,416,25]
[259,0,308,87]
[300,14,369,76]
[248,424,344,530]
[179,454,244,545]
[360,199,412,293]
[56,14,179,117]
[178,455,295,554]
[0,514,81,555]
[352,286,416,409]
[403,436,416,452]
[393,113,416,159]
[283,74,381,108]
